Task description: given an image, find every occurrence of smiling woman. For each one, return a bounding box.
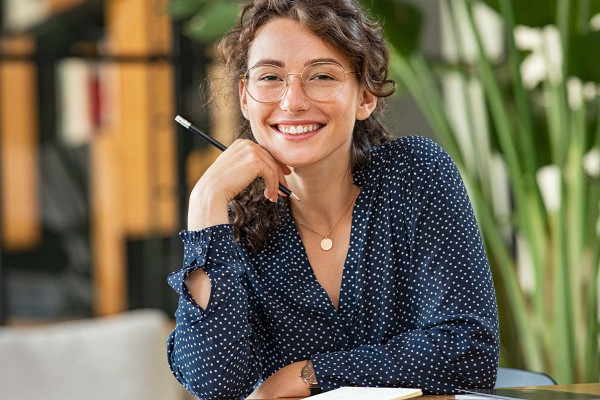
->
[223,1,396,252]
[166,0,499,399]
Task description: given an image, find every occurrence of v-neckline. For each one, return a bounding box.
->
[286,186,362,316]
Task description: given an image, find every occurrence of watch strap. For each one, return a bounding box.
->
[310,386,323,396]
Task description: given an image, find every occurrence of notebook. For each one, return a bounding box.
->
[460,388,600,400]
[301,387,422,400]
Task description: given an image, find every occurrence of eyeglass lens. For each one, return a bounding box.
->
[245,62,347,103]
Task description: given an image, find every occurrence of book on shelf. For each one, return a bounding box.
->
[2,0,49,32]
[56,58,114,147]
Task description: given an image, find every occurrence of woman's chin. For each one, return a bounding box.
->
[262,147,318,169]
[280,158,315,170]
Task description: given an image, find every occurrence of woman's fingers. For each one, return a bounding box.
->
[269,157,292,202]
[244,143,290,202]
[276,168,289,199]
[213,139,291,202]
[280,162,292,175]
[264,165,282,202]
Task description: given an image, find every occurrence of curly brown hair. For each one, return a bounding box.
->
[218,0,396,252]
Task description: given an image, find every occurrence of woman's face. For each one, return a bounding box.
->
[240,18,377,169]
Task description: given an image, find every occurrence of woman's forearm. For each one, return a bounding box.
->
[247,361,311,399]
[185,268,211,310]
[184,188,232,310]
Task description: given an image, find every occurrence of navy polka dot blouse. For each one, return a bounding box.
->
[167,136,499,399]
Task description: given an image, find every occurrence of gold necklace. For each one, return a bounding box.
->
[294,186,360,251]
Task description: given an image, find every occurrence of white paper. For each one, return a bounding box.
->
[455,396,493,400]
[301,387,422,400]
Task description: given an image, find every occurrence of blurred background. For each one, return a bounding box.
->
[0,0,598,399]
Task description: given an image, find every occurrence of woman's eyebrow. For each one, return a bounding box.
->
[249,57,344,69]
[251,59,285,68]
[304,57,342,67]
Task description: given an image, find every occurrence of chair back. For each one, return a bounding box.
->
[0,309,185,400]
[495,367,556,387]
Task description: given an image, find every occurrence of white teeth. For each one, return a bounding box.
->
[277,124,322,135]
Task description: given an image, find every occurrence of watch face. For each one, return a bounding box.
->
[302,361,318,385]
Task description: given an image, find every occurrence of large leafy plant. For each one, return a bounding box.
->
[169,0,600,383]
[378,0,600,384]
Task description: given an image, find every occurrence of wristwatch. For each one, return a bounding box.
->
[300,360,322,395]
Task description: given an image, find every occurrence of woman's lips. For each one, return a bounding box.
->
[271,123,325,141]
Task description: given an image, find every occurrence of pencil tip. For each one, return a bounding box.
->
[291,193,301,202]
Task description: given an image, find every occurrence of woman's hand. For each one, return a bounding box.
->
[246,360,311,399]
[187,139,292,231]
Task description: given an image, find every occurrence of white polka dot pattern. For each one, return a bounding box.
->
[166,136,499,399]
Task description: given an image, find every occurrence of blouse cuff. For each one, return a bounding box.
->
[167,224,240,316]
[311,351,350,392]
[178,224,236,269]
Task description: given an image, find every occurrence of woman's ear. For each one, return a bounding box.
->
[239,80,249,120]
[355,86,378,121]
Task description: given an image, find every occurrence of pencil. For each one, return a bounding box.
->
[175,115,301,202]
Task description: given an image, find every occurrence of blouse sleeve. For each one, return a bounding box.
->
[166,224,262,399]
[311,144,500,394]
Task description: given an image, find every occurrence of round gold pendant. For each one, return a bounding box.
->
[320,238,333,251]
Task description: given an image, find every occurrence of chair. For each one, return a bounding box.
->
[0,309,187,400]
[495,367,557,387]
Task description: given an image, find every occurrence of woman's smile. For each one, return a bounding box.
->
[270,120,327,141]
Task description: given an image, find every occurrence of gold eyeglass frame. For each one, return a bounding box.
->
[239,61,356,103]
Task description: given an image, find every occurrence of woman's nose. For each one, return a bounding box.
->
[279,75,309,112]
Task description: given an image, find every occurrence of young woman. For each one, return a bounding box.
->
[167,0,499,398]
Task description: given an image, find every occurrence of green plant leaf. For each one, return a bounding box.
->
[358,0,423,57]
[480,0,557,26]
[168,0,207,19]
[184,1,239,43]
[480,1,600,82]
[481,0,600,29]
[569,31,600,82]
[592,1,600,16]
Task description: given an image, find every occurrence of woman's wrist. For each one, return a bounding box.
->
[247,360,311,398]
[187,188,230,231]
[300,360,322,395]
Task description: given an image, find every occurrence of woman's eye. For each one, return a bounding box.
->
[312,74,334,81]
[259,75,282,81]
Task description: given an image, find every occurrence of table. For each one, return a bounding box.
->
[255,383,600,400]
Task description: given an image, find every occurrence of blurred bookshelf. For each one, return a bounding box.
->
[0,0,214,325]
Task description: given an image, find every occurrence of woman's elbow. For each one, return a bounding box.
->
[456,341,499,389]
[173,369,252,400]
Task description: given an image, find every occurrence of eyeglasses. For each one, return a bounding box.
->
[240,61,356,103]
